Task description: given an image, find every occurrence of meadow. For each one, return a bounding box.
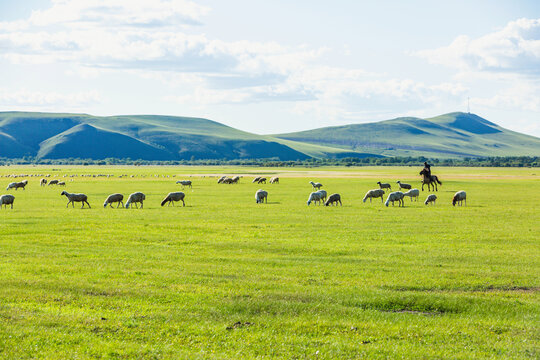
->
[0,166,538,359]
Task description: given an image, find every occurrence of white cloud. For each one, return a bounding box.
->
[0,89,101,107]
[416,18,540,76]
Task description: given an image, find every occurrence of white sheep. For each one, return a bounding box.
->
[161,192,185,206]
[269,177,279,184]
[309,181,322,190]
[363,189,385,203]
[325,193,342,206]
[61,191,90,208]
[6,180,27,190]
[452,191,467,206]
[307,191,323,206]
[252,176,261,183]
[176,180,192,188]
[40,178,47,186]
[385,191,405,207]
[218,176,227,184]
[396,181,411,190]
[231,176,240,184]
[255,189,268,204]
[403,188,420,202]
[424,194,437,205]
[103,193,124,208]
[317,190,327,202]
[0,194,15,209]
[125,192,146,209]
[377,181,391,191]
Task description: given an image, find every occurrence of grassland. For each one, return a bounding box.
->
[0,166,538,359]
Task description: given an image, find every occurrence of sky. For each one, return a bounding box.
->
[1,0,540,136]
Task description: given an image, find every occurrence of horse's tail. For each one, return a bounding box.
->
[436,177,442,185]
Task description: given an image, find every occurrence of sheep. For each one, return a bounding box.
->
[385,191,405,207]
[255,189,268,204]
[252,176,261,183]
[257,177,267,184]
[176,180,192,188]
[424,194,437,205]
[309,181,322,190]
[222,178,234,184]
[103,193,124,208]
[363,189,385,203]
[317,190,327,202]
[269,177,279,184]
[231,176,240,184]
[57,181,66,186]
[396,181,411,190]
[161,192,185,207]
[403,188,420,202]
[40,178,47,186]
[61,191,90,208]
[452,191,467,206]
[125,192,145,209]
[307,191,324,206]
[48,179,59,186]
[377,181,391,191]
[6,180,27,190]
[218,176,227,184]
[0,194,15,209]
[325,193,342,206]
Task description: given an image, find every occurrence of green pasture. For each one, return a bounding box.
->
[0,166,538,359]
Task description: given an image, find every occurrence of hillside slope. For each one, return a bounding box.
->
[0,112,311,160]
[275,112,540,158]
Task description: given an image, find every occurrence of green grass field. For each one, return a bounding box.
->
[0,166,538,359]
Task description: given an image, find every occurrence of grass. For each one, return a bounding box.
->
[0,166,538,359]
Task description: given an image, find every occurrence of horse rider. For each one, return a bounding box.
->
[423,161,432,177]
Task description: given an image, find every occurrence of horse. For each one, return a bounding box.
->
[419,168,442,191]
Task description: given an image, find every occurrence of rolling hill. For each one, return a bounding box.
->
[0,111,538,160]
[274,112,540,158]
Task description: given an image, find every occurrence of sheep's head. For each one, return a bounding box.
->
[452,196,457,206]
[61,191,67,196]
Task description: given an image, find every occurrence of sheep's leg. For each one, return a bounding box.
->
[86,201,91,208]
[182,199,185,207]
[140,202,143,209]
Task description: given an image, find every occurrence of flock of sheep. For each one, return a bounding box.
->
[0,174,467,210]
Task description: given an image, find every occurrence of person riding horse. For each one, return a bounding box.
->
[420,161,441,191]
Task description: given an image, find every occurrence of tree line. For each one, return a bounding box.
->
[0,156,538,167]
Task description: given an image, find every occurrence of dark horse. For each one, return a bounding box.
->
[419,168,442,191]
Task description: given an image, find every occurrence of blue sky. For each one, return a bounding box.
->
[1,0,539,136]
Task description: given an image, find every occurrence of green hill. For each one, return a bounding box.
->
[0,112,310,160]
[0,111,538,160]
[274,112,540,158]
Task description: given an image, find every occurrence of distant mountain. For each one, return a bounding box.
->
[0,112,310,161]
[274,112,540,158]
[0,111,538,160]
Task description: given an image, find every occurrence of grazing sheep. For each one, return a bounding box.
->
[222,178,234,184]
[307,191,324,206]
[176,180,192,188]
[257,177,267,184]
[217,176,227,184]
[103,193,124,208]
[252,176,261,183]
[6,180,27,190]
[269,177,279,184]
[0,194,15,209]
[317,190,327,202]
[161,192,186,207]
[424,194,437,205]
[385,191,405,207]
[61,191,90,208]
[452,191,467,206]
[40,178,47,186]
[325,193,342,206]
[377,181,391,191]
[125,192,146,209]
[396,181,411,190]
[309,181,323,190]
[57,181,66,186]
[231,176,240,184]
[255,189,268,204]
[363,189,385,203]
[403,188,420,202]
[48,179,59,186]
